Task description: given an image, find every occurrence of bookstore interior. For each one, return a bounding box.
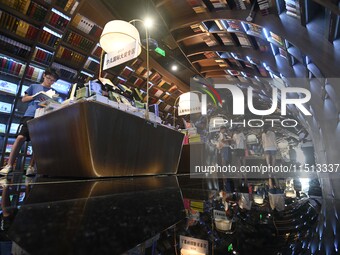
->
[0,0,340,254]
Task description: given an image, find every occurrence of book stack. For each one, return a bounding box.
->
[120,66,133,78]
[225,20,242,32]
[257,0,271,15]
[39,27,62,48]
[0,56,25,76]
[26,1,48,22]
[203,34,218,46]
[91,44,102,58]
[48,8,71,30]
[51,62,77,80]
[210,0,230,9]
[32,47,54,65]
[246,23,263,37]
[0,35,31,57]
[64,31,95,51]
[55,46,85,67]
[149,71,162,85]
[218,33,234,45]
[285,0,300,19]
[204,52,218,59]
[269,31,284,47]
[71,14,103,37]
[235,33,252,47]
[25,65,44,81]
[186,0,207,13]
[234,0,251,9]
[190,23,208,33]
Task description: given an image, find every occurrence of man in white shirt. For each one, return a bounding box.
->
[232,128,246,169]
[262,126,277,167]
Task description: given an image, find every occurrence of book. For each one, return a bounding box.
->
[32,89,59,102]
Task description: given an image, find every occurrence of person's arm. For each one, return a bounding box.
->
[22,93,34,103]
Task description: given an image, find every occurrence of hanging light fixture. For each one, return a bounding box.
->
[100,20,142,54]
[99,19,150,119]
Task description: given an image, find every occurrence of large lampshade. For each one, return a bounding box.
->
[178,92,201,116]
[100,20,142,55]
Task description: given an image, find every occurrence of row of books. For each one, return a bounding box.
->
[48,10,70,30]
[83,58,99,73]
[0,35,31,58]
[0,56,25,77]
[64,30,95,51]
[25,65,44,81]
[91,44,102,58]
[0,0,31,15]
[284,0,300,19]
[26,1,48,22]
[51,62,77,80]
[39,29,61,48]
[32,48,54,65]
[71,13,103,37]
[55,46,85,66]
[0,11,39,40]
[257,0,271,15]
[55,0,79,14]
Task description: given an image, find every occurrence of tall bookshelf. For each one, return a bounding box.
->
[0,0,107,168]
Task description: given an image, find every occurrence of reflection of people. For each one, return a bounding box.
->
[288,145,297,165]
[0,69,60,175]
[299,131,315,165]
[217,126,232,165]
[232,128,246,168]
[262,126,277,167]
[0,178,18,232]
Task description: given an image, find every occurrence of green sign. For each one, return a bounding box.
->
[155,47,165,57]
[228,243,233,252]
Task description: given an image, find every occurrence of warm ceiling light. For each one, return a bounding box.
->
[144,17,153,29]
[171,65,178,71]
[100,20,142,54]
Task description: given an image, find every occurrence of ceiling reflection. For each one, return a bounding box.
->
[0,173,322,255]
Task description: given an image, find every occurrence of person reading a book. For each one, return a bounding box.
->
[0,68,60,176]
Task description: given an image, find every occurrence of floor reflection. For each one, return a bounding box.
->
[0,172,322,255]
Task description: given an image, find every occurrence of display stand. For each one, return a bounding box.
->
[27,101,184,177]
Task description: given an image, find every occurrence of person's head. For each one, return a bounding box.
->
[42,68,60,87]
[220,126,227,133]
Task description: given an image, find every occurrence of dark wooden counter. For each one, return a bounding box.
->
[28,101,184,177]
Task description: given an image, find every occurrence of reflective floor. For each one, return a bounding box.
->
[0,172,322,255]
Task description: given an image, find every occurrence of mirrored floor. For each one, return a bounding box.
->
[0,172,322,255]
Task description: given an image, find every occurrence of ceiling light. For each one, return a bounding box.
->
[171,65,178,71]
[144,17,153,29]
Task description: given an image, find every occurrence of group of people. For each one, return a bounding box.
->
[0,68,60,176]
[216,125,316,168]
[216,125,278,168]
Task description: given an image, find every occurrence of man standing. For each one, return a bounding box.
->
[0,68,60,175]
[299,131,315,165]
[232,128,246,169]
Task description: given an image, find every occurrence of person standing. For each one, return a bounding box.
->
[262,126,277,167]
[299,131,315,166]
[288,145,297,165]
[217,126,232,166]
[232,128,246,169]
[0,68,60,175]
